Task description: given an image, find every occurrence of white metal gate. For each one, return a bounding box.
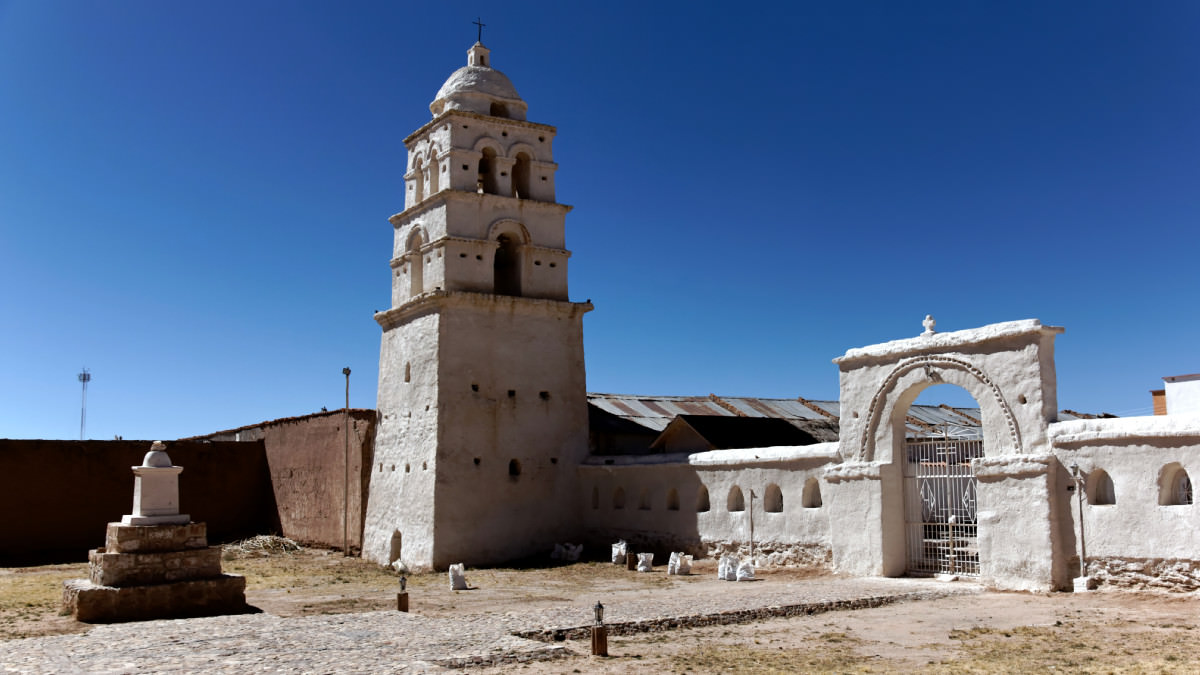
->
[904,438,983,576]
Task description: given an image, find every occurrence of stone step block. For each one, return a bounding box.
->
[89,546,223,587]
[104,521,208,553]
[63,574,248,623]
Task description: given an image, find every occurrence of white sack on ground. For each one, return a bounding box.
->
[448,563,468,590]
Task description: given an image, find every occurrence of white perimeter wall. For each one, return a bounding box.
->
[578,444,838,566]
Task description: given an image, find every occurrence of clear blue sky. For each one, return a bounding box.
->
[2,1,1197,440]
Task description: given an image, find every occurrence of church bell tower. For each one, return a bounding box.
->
[363,41,592,570]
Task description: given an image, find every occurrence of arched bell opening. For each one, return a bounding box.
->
[477,147,499,194]
[512,152,532,199]
[493,233,522,296]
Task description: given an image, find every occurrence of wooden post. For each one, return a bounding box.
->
[591,626,608,656]
[396,591,409,612]
[625,552,636,571]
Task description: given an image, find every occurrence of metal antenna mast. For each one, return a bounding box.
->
[78,368,91,440]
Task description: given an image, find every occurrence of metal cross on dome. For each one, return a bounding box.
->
[473,17,485,43]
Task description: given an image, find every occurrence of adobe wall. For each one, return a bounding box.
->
[196,409,377,552]
[0,439,276,565]
[1050,416,1200,592]
[578,444,838,567]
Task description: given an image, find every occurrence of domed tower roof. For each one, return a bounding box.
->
[430,43,528,121]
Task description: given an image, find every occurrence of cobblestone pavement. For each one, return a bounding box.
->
[1,577,979,674]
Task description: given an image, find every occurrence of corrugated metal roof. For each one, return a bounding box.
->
[720,397,828,420]
[587,392,1104,442]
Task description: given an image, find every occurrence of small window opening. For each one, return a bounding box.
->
[507,389,516,398]
[1162,464,1193,505]
[1088,468,1116,506]
[473,457,481,466]
[802,477,823,508]
[727,486,745,512]
[764,484,783,513]
[539,391,550,400]
[667,488,680,511]
[404,362,411,383]
[613,487,626,510]
[638,488,651,511]
[508,459,521,478]
[471,383,479,392]
[550,457,557,464]
[696,486,710,512]
[405,464,410,473]
[490,102,508,118]
[388,530,402,565]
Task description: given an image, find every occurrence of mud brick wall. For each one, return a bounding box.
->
[190,409,376,552]
[0,439,277,564]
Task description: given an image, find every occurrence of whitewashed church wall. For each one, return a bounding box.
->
[1050,416,1200,591]
[578,446,838,567]
[430,299,589,569]
[363,313,441,570]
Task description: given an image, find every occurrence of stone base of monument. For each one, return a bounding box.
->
[63,522,249,623]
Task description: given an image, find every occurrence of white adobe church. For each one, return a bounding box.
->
[362,41,1200,593]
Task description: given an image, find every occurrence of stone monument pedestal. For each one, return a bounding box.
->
[61,442,249,622]
[63,522,248,623]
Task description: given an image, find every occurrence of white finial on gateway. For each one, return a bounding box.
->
[120,441,191,526]
[922,314,937,336]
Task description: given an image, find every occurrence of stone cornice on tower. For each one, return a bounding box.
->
[389,189,572,227]
[374,290,592,330]
[405,110,556,147]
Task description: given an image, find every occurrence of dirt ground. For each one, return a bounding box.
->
[4,546,1199,673]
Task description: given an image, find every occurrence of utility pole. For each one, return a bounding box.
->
[749,489,756,563]
[343,367,351,556]
[77,368,91,440]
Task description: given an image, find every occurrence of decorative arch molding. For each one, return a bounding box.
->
[405,226,430,252]
[506,141,538,159]
[486,218,530,244]
[858,355,1021,462]
[472,136,505,155]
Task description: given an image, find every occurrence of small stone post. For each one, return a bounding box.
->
[397,576,409,612]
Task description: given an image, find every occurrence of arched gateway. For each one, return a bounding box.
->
[824,318,1070,591]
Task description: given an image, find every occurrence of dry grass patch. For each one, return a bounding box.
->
[927,618,1200,673]
[672,631,870,674]
[0,563,89,639]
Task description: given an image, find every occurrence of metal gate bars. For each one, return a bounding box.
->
[903,437,984,576]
